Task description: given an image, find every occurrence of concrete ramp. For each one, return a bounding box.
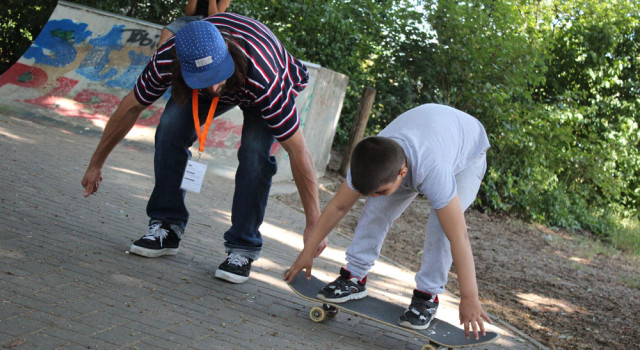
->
[0,1,348,182]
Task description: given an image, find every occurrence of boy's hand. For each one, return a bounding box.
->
[459,296,492,340]
[283,249,315,283]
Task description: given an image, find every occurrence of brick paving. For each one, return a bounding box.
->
[0,111,546,349]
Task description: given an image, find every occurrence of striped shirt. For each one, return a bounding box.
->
[133,13,309,141]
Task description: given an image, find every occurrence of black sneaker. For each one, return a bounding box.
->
[317,267,367,303]
[214,253,253,283]
[398,289,439,330]
[129,223,180,258]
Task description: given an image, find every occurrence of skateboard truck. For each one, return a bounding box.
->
[309,303,339,322]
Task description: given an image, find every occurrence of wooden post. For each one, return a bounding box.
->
[339,86,376,177]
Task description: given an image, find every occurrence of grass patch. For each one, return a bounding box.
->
[622,274,640,290]
[611,217,640,256]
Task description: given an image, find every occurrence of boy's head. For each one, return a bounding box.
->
[350,136,408,196]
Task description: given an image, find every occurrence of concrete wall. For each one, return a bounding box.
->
[0,1,348,182]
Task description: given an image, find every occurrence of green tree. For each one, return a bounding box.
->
[0,0,56,73]
[533,0,640,231]
[2,0,638,238]
[231,0,423,144]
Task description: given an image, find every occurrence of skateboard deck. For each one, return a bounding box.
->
[287,270,499,350]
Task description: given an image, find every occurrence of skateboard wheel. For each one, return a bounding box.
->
[310,306,326,322]
[421,344,438,350]
[323,304,339,317]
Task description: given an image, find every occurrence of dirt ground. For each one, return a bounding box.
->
[273,150,640,350]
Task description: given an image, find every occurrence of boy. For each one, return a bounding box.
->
[284,104,492,339]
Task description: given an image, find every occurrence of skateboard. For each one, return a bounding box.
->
[287,270,499,350]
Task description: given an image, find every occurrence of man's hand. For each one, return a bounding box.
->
[79,91,144,198]
[81,166,103,197]
[283,248,315,283]
[459,296,492,340]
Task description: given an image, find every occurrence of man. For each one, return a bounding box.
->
[82,15,326,284]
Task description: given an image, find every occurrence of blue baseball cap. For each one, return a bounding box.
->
[175,21,234,89]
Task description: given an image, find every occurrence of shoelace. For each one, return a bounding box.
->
[329,276,357,290]
[142,223,168,244]
[226,253,248,267]
[409,299,437,316]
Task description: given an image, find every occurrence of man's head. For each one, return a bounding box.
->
[350,136,408,196]
[175,20,235,89]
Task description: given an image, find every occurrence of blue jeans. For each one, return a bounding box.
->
[146,96,276,260]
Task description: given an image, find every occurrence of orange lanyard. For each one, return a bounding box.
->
[192,89,219,154]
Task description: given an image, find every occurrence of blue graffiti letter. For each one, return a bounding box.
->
[24,19,92,67]
[105,50,151,89]
[76,25,125,82]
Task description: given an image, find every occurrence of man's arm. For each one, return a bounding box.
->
[81,91,146,197]
[283,180,360,282]
[279,129,327,254]
[436,194,491,339]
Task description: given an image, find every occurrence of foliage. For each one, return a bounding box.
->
[230,0,421,145]
[527,0,640,233]
[0,0,56,73]
[535,0,640,220]
[1,0,639,241]
[65,0,185,24]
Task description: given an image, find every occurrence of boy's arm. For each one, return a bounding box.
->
[436,194,491,339]
[283,181,360,282]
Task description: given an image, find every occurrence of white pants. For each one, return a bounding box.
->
[345,153,487,295]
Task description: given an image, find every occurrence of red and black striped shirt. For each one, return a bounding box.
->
[134,13,309,141]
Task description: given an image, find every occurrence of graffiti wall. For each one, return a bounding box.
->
[0,1,348,181]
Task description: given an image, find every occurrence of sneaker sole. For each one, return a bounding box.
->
[317,290,368,303]
[398,319,432,330]
[129,245,179,258]
[214,269,249,284]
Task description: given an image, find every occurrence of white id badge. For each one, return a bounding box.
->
[180,159,207,193]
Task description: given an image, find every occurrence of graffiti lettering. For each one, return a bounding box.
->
[76,25,124,82]
[136,106,164,126]
[24,77,78,109]
[104,49,151,89]
[123,29,159,48]
[24,19,92,67]
[206,119,242,149]
[0,7,251,151]
[73,90,120,116]
[0,63,48,89]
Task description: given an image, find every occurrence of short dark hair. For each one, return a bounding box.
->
[350,136,406,195]
[170,31,247,105]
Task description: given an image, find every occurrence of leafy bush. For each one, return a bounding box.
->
[0,0,56,74]
[1,0,638,241]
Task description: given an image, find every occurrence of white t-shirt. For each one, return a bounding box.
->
[347,104,490,209]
